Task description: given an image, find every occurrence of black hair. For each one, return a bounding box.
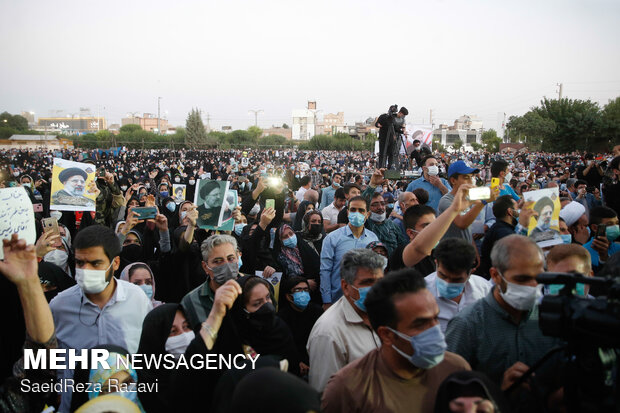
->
[281,276,309,296]
[421,155,437,167]
[334,188,346,200]
[299,176,311,186]
[403,204,436,229]
[490,160,508,177]
[434,238,476,273]
[589,206,617,226]
[412,188,429,205]
[610,156,620,171]
[365,268,426,332]
[73,225,121,263]
[398,107,409,116]
[575,179,587,188]
[343,183,362,195]
[492,195,515,219]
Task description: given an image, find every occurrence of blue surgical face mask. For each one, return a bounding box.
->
[139,284,153,300]
[180,210,187,220]
[436,276,466,299]
[351,285,371,312]
[160,191,169,198]
[560,234,572,244]
[606,225,620,242]
[292,291,311,309]
[238,256,243,269]
[387,203,394,209]
[166,202,176,212]
[387,324,447,369]
[348,212,366,227]
[234,223,246,236]
[282,234,297,249]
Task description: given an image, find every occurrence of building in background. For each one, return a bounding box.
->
[322,112,346,136]
[292,101,321,140]
[36,117,106,134]
[20,111,36,127]
[121,113,168,133]
[432,115,483,150]
[0,134,72,150]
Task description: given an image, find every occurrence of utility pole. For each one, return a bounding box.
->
[557,83,563,101]
[429,109,433,128]
[206,112,211,132]
[249,109,263,127]
[157,97,162,134]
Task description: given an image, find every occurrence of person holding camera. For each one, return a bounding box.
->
[375,105,408,170]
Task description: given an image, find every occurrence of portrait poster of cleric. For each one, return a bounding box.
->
[193,179,229,228]
[50,158,97,211]
[523,187,563,247]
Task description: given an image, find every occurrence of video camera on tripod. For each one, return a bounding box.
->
[507,272,620,413]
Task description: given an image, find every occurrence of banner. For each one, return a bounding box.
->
[523,187,562,247]
[193,180,229,228]
[50,158,97,211]
[172,184,186,204]
[0,187,36,259]
[405,124,433,149]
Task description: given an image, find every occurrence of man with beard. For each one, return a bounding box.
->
[530,196,555,240]
[51,167,95,207]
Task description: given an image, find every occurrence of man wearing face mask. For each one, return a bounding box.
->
[321,268,470,413]
[308,249,384,392]
[446,235,562,392]
[320,196,378,309]
[49,225,152,412]
[319,173,342,210]
[424,238,491,333]
[405,155,451,211]
[181,234,242,330]
[362,180,408,256]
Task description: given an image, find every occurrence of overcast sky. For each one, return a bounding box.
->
[1,0,619,132]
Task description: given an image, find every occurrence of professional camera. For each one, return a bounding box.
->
[388,104,399,117]
[535,272,620,412]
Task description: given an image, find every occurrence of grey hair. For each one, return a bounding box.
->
[398,192,411,204]
[340,249,385,284]
[200,234,238,262]
[490,234,543,274]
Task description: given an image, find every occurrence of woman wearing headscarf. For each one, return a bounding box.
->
[70,344,145,412]
[119,262,163,307]
[277,276,323,377]
[292,200,314,232]
[137,304,194,413]
[434,370,509,413]
[275,224,321,303]
[172,275,300,410]
[299,209,325,254]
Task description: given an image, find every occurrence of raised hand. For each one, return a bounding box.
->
[35,231,60,258]
[0,234,39,287]
[154,214,168,231]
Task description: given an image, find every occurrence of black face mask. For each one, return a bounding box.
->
[121,243,143,264]
[244,302,275,331]
[308,224,322,236]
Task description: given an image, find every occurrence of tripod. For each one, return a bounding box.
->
[380,121,409,171]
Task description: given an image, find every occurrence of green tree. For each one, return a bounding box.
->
[533,98,602,152]
[0,112,28,131]
[506,112,555,148]
[481,129,502,152]
[186,108,207,149]
[247,126,262,141]
[471,142,483,151]
[601,97,620,148]
[432,138,446,153]
[282,123,289,129]
[452,138,463,151]
[119,123,142,134]
[261,134,287,146]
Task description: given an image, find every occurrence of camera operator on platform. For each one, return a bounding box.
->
[375,105,408,169]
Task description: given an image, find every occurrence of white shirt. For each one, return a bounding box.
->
[295,186,308,201]
[322,202,342,224]
[307,295,380,392]
[425,272,492,333]
[50,278,153,411]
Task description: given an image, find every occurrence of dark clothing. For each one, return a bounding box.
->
[389,244,436,276]
[337,205,349,224]
[576,164,603,188]
[376,113,398,169]
[278,301,323,364]
[479,220,515,279]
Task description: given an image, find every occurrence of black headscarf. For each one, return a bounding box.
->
[292,200,314,232]
[434,370,509,413]
[38,261,76,302]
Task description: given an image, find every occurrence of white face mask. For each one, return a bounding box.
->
[250,204,260,216]
[505,172,513,182]
[426,165,439,176]
[370,211,386,222]
[44,249,69,271]
[498,272,541,311]
[75,261,114,294]
[165,331,195,356]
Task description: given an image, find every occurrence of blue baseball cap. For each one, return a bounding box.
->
[447,160,480,178]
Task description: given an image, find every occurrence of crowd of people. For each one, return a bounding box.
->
[0,143,619,413]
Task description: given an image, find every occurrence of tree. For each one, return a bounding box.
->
[185,108,207,149]
[506,112,555,148]
[601,97,620,148]
[261,134,287,146]
[0,112,28,131]
[481,129,502,152]
[471,142,483,151]
[452,138,463,151]
[119,123,142,134]
[282,123,289,129]
[247,126,262,141]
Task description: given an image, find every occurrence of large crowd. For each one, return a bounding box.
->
[1,143,619,413]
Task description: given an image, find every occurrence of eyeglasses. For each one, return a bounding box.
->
[291,287,310,293]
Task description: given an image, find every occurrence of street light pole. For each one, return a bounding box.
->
[248,109,263,127]
[157,97,162,135]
